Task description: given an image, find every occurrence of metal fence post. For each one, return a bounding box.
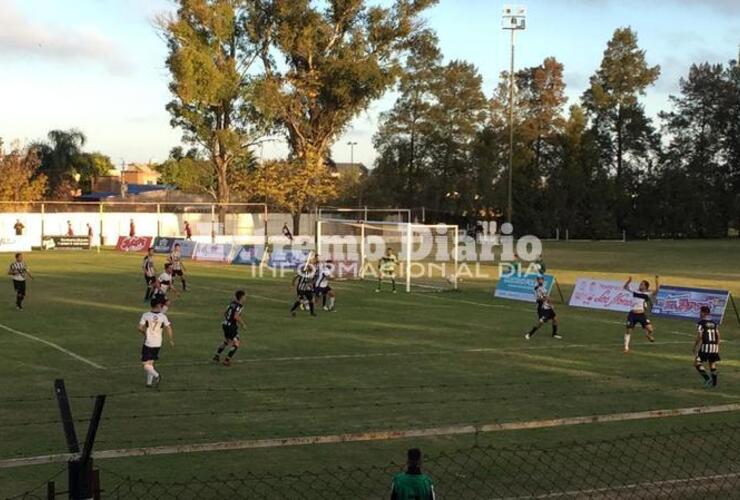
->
[46,481,55,500]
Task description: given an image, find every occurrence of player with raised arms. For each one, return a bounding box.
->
[213,290,247,366]
[524,275,562,340]
[623,275,659,353]
[376,247,399,293]
[138,298,174,388]
[291,258,317,317]
[693,305,721,387]
[315,257,336,312]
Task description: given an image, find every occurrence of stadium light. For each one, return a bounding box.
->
[502,4,526,225]
[347,141,358,166]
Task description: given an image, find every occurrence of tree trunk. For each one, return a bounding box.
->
[215,157,230,228]
[292,211,301,236]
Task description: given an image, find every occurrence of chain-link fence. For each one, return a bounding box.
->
[9,423,740,499]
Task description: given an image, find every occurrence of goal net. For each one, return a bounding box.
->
[316,219,459,292]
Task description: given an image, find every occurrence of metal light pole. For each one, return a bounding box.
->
[347,141,358,166]
[502,5,526,224]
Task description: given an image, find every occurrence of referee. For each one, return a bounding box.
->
[8,253,33,311]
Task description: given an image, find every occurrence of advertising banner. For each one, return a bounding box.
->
[231,245,265,266]
[192,243,235,263]
[152,237,177,254]
[0,236,32,253]
[653,285,730,324]
[568,278,633,312]
[173,239,196,258]
[268,248,313,269]
[115,236,153,253]
[41,236,91,250]
[494,273,555,303]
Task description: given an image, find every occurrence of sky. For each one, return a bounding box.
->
[0,0,738,169]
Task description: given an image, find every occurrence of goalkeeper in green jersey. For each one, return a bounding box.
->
[377,247,399,293]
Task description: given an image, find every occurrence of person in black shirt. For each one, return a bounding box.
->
[693,306,721,388]
[213,290,246,366]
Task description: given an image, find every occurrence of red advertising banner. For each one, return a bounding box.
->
[116,236,153,253]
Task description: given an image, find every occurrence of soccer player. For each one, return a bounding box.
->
[142,247,157,301]
[66,220,74,236]
[138,298,174,388]
[8,253,33,311]
[524,276,562,340]
[623,275,659,353]
[693,305,721,388]
[291,265,316,316]
[167,243,188,291]
[377,248,399,293]
[129,219,136,237]
[184,221,192,240]
[213,290,247,366]
[315,258,336,311]
[390,448,436,500]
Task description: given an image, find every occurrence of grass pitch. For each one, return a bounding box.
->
[1,240,739,496]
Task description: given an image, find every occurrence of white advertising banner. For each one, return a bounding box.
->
[568,278,633,312]
[192,243,235,263]
[0,236,32,253]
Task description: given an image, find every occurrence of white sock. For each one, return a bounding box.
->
[624,333,631,350]
[328,297,335,309]
[144,364,158,384]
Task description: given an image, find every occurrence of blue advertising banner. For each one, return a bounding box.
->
[173,239,197,258]
[232,245,265,266]
[653,285,730,324]
[152,237,176,254]
[268,248,313,269]
[494,273,556,303]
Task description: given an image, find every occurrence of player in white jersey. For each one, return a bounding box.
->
[8,253,33,311]
[524,276,562,340]
[315,259,336,312]
[138,299,174,388]
[622,275,659,353]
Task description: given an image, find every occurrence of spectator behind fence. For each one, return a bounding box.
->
[14,219,24,236]
[390,448,436,500]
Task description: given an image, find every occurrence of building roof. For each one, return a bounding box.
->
[123,163,158,175]
[328,162,368,176]
[76,184,172,201]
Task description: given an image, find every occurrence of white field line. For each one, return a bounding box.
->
[0,323,104,370]
[499,471,740,499]
[108,340,692,370]
[2,402,738,469]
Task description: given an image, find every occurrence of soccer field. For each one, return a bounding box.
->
[2,240,740,498]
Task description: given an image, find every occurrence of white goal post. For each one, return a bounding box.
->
[316,218,459,292]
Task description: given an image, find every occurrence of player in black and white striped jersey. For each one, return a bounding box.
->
[8,253,33,311]
[142,248,157,302]
[524,276,562,340]
[693,305,721,388]
[291,265,317,317]
[167,243,188,292]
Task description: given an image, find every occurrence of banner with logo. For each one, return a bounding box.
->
[494,273,556,303]
[41,236,91,250]
[152,237,177,254]
[569,278,633,312]
[653,285,730,324]
[0,236,32,253]
[115,236,153,253]
[192,243,235,263]
[231,245,265,266]
[268,248,313,269]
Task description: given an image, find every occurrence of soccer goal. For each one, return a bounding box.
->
[316,206,412,223]
[316,218,460,292]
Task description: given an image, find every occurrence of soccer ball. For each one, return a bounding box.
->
[446,274,458,284]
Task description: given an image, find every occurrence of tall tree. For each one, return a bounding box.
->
[161,0,264,208]
[0,140,48,202]
[247,0,437,225]
[582,28,660,181]
[31,129,86,199]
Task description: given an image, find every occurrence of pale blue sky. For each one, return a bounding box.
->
[0,0,737,168]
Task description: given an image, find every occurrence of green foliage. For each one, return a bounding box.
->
[0,141,48,202]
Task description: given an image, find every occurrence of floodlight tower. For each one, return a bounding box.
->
[502,5,526,225]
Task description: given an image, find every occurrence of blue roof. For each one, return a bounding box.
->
[77,184,173,201]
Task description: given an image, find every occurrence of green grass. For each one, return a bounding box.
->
[1,240,739,497]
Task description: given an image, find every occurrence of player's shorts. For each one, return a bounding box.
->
[297,290,314,301]
[537,307,556,322]
[222,324,240,341]
[315,286,331,295]
[145,275,155,286]
[172,269,184,277]
[380,270,397,279]
[141,345,161,362]
[12,280,26,295]
[626,312,651,329]
[697,352,721,364]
